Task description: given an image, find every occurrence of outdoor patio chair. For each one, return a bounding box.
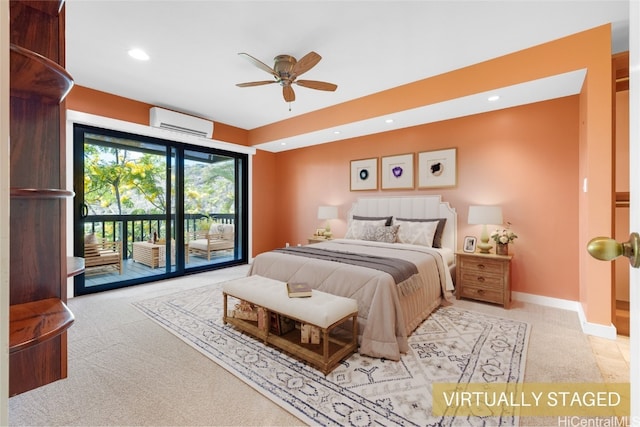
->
[84,234,122,274]
[187,223,234,261]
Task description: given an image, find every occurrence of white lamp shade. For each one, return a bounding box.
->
[317,206,338,220]
[468,205,503,225]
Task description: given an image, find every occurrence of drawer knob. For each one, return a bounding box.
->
[477,276,485,282]
[477,289,485,295]
[478,264,485,269]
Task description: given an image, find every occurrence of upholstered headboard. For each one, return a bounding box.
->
[347,196,457,251]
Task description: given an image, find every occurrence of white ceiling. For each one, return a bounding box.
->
[66,1,629,152]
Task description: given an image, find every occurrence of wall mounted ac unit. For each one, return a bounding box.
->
[149,107,214,138]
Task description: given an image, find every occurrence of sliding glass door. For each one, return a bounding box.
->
[183,149,238,268]
[73,124,247,295]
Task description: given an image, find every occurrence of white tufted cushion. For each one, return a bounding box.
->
[222,275,357,329]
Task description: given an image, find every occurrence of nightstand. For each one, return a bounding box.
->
[455,251,512,309]
[308,237,332,244]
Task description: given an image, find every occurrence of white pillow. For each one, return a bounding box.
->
[395,220,439,247]
[344,219,386,240]
[221,224,234,240]
[209,223,223,237]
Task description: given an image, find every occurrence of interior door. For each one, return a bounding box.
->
[589,6,638,420]
[630,3,638,419]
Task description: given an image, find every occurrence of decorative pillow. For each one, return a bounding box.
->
[352,215,393,226]
[345,219,387,240]
[395,218,447,248]
[208,223,223,238]
[361,224,399,243]
[395,220,439,247]
[221,224,234,240]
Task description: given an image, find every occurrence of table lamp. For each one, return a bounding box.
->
[317,205,338,236]
[468,205,503,253]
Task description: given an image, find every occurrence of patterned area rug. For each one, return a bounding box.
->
[134,281,530,426]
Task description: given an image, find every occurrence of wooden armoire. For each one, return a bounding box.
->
[8,0,77,396]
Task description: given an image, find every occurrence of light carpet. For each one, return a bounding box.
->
[133,280,531,426]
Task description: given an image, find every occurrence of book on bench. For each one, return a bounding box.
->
[287,282,312,298]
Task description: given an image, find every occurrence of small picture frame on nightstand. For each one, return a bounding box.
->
[463,236,477,253]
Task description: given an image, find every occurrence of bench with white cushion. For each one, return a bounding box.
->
[222,275,358,374]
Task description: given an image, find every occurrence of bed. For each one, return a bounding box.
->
[248,196,457,360]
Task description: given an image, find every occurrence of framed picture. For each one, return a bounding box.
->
[350,158,378,191]
[463,236,477,253]
[381,153,414,190]
[418,148,457,188]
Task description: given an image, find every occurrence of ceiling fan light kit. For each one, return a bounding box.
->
[236,51,337,104]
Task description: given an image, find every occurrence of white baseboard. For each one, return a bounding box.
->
[576,303,618,340]
[512,291,618,340]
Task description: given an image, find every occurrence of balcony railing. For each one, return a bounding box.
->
[83,213,235,260]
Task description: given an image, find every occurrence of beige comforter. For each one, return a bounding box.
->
[248,239,454,360]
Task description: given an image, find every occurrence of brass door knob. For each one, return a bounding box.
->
[587,232,640,268]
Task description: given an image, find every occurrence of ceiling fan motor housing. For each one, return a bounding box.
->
[274,55,296,79]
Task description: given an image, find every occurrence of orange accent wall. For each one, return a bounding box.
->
[66,86,250,145]
[251,149,278,255]
[269,97,580,300]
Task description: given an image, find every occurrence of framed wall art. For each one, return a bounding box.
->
[350,158,378,191]
[381,153,414,190]
[418,148,457,188]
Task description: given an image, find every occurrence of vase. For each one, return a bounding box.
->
[496,243,509,256]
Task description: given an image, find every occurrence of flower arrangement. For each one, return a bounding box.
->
[490,223,518,245]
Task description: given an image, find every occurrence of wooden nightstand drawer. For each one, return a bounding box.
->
[458,256,504,276]
[455,252,512,309]
[459,285,504,304]
[459,271,503,289]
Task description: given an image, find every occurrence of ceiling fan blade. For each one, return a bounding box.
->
[291,51,321,77]
[295,80,338,92]
[236,80,277,87]
[283,85,295,102]
[238,52,278,78]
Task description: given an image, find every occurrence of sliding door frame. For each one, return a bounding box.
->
[66,111,254,296]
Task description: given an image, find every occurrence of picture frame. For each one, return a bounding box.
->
[418,148,457,188]
[350,158,378,191]
[381,153,414,190]
[463,236,477,253]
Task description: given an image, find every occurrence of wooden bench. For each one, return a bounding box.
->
[222,275,358,375]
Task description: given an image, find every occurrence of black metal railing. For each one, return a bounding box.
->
[83,212,235,259]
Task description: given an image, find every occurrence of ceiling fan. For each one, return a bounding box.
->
[236,51,338,103]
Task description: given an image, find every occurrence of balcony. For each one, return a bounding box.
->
[82,212,236,287]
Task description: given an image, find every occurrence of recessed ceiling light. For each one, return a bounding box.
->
[488,95,500,102]
[385,119,394,123]
[128,48,149,61]
[333,131,341,135]
[280,142,287,146]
